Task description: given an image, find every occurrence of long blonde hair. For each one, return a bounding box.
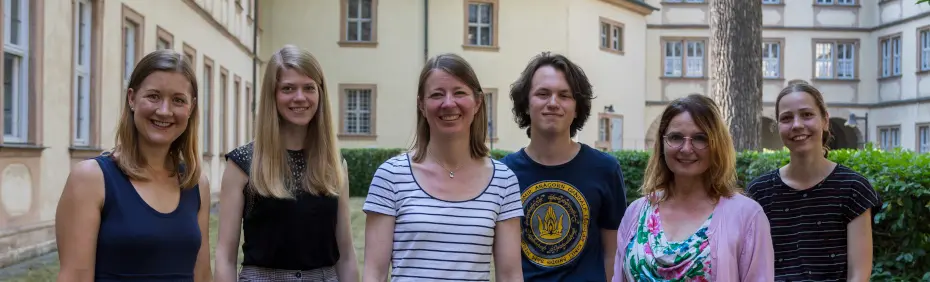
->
[112,49,201,189]
[250,45,344,198]
[641,94,738,203]
[410,53,489,163]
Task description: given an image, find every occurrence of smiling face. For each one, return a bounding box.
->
[528,66,576,137]
[420,69,480,137]
[663,111,711,178]
[276,67,319,127]
[127,71,194,148]
[777,91,829,155]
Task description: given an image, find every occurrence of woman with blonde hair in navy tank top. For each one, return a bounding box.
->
[55,49,212,281]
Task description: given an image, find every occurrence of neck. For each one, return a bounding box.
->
[525,133,579,166]
[281,122,308,151]
[668,175,709,203]
[425,133,472,169]
[785,150,832,179]
[138,144,171,175]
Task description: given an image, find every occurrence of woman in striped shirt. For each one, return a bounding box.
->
[361,53,524,282]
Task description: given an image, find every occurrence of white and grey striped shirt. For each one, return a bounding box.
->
[363,153,524,282]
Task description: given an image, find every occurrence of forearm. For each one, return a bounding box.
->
[212,249,239,282]
[494,269,523,282]
[604,251,616,281]
[335,252,360,282]
[362,263,389,282]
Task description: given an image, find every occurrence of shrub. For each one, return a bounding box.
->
[341,146,930,279]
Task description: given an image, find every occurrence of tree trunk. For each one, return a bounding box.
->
[709,0,763,152]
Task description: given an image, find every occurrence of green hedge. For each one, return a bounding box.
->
[341,147,930,280]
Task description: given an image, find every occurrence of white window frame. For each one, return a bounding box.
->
[762,42,780,78]
[600,23,608,48]
[123,22,137,89]
[73,0,92,146]
[815,41,856,80]
[344,89,372,135]
[4,0,30,143]
[467,2,493,46]
[880,36,902,77]
[879,127,900,151]
[685,41,704,77]
[202,66,212,153]
[345,0,374,42]
[664,41,683,77]
[921,30,930,72]
[762,0,780,4]
[918,125,929,153]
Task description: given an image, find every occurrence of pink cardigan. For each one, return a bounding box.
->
[611,193,775,281]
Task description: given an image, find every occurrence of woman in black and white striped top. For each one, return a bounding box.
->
[361,53,524,282]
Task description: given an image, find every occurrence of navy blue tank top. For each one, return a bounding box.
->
[93,155,202,281]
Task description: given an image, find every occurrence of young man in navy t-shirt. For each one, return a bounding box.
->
[500,52,627,281]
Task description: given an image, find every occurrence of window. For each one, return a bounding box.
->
[595,113,624,151]
[464,0,498,48]
[202,58,214,155]
[762,41,782,78]
[182,43,196,67]
[599,18,624,54]
[122,4,143,92]
[219,68,228,152]
[156,26,173,50]
[816,0,855,4]
[483,89,497,142]
[814,40,857,80]
[4,0,31,143]
[233,76,240,146]
[663,39,705,78]
[245,84,252,140]
[879,35,902,77]
[72,0,93,146]
[919,28,930,72]
[879,126,900,151]
[342,0,376,43]
[918,124,929,153]
[762,0,781,4]
[339,84,377,138]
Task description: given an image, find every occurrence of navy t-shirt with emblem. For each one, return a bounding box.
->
[500,143,627,282]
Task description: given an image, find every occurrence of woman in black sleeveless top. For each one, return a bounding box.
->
[214,45,358,282]
[55,49,212,281]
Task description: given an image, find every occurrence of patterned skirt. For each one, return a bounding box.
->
[238,265,339,282]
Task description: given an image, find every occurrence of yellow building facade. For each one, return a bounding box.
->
[0,0,929,267]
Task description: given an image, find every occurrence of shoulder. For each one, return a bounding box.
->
[721,194,766,219]
[63,158,107,203]
[225,142,254,161]
[372,153,411,178]
[579,144,621,170]
[497,149,525,167]
[833,165,875,189]
[745,168,780,196]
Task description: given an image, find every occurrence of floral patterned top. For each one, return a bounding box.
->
[623,200,714,281]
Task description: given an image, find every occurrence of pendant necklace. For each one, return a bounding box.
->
[429,148,460,178]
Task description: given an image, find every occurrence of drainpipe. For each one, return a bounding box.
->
[424,0,429,63]
[251,1,259,120]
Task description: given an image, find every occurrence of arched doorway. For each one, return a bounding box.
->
[761,117,783,150]
[828,118,859,149]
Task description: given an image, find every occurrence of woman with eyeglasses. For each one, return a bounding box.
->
[612,94,774,281]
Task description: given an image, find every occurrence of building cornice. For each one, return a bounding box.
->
[600,0,659,16]
[646,11,930,32]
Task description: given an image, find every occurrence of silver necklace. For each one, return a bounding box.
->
[428,148,460,178]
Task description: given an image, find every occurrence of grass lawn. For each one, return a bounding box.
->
[2,198,370,282]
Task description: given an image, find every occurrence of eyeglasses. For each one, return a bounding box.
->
[663,134,709,150]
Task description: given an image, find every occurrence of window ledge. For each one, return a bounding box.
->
[878,75,902,82]
[660,76,708,81]
[763,2,786,7]
[203,152,215,158]
[811,78,860,83]
[916,69,930,76]
[69,146,105,159]
[660,2,708,7]
[338,41,378,48]
[338,134,378,141]
[599,47,625,56]
[0,143,47,158]
[462,44,500,52]
[812,3,861,9]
